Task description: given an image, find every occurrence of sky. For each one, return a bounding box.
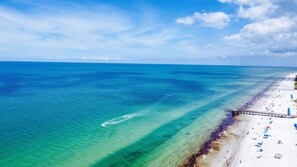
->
[0,0,297,66]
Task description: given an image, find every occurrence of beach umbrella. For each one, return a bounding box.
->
[288,108,291,115]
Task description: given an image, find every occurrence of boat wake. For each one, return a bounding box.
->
[101,113,141,127]
[101,94,174,128]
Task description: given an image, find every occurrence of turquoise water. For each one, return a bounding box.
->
[0,62,295,167]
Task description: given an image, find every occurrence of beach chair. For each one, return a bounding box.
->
[263,134,270,139]
[274,153,282,159]
[256,142,263,147]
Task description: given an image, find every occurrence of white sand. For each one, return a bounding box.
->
[198,73,297,167]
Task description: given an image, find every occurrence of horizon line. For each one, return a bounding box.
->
[1,60,296,68]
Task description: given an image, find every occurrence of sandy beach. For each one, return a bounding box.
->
[195,73,297,167]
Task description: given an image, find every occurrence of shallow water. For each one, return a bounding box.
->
[0,62,295,167]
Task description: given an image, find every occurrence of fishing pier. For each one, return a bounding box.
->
[232,109,297,119]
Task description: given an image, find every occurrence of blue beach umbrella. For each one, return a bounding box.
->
[288,108,291,115]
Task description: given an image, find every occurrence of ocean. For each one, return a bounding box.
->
[0,62,295,167]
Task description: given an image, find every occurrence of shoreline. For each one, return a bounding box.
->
[184,73,297,167]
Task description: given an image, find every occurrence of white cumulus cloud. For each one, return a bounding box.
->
[237,2,277,20]
[220,0,297,57]
[194,12,230,29]
[176,16,195,25]
[224,34,241,40]
[176,12,230,29]
[242,17,295,36]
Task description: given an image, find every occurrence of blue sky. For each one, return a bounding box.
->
[0,0,297,66]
